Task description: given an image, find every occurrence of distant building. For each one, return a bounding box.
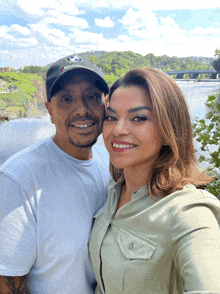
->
[0,67,10,72]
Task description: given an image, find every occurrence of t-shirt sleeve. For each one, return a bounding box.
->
[172,201,220,292]
[0,172,37,276]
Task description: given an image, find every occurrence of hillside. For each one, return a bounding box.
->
[0,72,47,119]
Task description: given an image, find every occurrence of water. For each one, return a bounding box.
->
[0,81,219,165]
[177,81,220,120]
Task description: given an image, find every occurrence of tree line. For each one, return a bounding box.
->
[16,51,217,84]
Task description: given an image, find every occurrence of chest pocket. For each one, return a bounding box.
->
[117,227,156,260]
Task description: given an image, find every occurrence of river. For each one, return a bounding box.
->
[0,81,220,165]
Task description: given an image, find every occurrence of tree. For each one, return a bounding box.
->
[193,93,220,197]
[214,48,220,58]
[212,48,220,73]
[212,59,220,73]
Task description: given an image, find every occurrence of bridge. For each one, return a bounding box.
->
[165,69,219,79]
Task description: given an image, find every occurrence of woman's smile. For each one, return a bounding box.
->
[103,86,165,171]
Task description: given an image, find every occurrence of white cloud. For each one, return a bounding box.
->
[10,24,30,36]
[44,15,89,28]
[0,26,9,38]
[119,8,158,36]
[30,22,72,47]
[17,37,38,47]
[95,17,114,28]
[30,23,66,38]
[17,0,80,16]
[69,0,220,10]
[119,9,187,47]
[190,26,220,36]
[70,29,104,47]
[213,21,220,27]
[0,25,37,47]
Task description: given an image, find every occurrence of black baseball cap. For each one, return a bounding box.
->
[46,54,109,101]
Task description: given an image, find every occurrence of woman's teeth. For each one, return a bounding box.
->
[112,143,136,148]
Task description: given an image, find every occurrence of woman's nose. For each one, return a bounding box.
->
[113,119,130,136]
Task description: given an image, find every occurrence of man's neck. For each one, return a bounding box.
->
[52,136,93,160]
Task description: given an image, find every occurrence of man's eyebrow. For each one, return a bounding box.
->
[60,85,100,93]
[107,106,152,113]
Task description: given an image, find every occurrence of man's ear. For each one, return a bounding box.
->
[45,101,53,123]
[105,95,109,108]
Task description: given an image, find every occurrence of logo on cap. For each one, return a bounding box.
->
[67,56,83,62]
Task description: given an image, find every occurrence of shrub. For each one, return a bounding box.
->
[193,93,220,197]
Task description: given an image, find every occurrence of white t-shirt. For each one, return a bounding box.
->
[0,136,110,294]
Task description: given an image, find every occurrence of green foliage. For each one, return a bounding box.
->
[214,49,220,58]
[0,72,44,117]
[85,51,213,82]
[212,48,220,73]
[20,65,49,76]
[212,58,220,73]
[193,94,220,197]
[104,74,117,87]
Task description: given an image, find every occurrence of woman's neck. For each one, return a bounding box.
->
[123,166,150,196]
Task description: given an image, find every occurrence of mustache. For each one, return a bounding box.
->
[65,114,100,128]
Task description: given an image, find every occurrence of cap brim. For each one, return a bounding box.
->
[49,67,109,100]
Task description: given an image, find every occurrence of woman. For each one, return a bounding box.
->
[89,68,220,293]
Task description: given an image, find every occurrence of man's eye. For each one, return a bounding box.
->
[132,116,148,122]
[60,97,72,102]
[88,93,101,100]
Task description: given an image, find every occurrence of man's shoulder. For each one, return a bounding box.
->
[92,144,109,163]
[0,137,53,175]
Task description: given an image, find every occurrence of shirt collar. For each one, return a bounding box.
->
[109,174,151,200]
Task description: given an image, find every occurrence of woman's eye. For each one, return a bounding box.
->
[132,116,148,122]
[105,115,116,121]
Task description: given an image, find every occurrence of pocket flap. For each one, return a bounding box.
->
[117,227,156,259]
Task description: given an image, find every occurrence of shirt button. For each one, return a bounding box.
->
[128,242,134,250]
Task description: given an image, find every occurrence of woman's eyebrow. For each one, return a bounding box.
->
[128,106,152,113]
[106,106,116,113]
[106,106,152,113]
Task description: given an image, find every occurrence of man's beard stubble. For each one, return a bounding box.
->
[67,115,103,148]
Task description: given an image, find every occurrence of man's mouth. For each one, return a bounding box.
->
[70,122,96,128]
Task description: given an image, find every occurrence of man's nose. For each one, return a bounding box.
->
[74,97,91,116]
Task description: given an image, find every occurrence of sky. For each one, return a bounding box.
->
[1,0,220,69]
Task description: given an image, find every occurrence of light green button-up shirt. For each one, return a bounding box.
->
[89,177,220,294]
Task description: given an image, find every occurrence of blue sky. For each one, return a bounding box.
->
[1,0,220,69]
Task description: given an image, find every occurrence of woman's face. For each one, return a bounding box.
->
[103,86,166,171]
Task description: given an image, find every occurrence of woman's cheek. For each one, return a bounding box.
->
[103,123,112,151]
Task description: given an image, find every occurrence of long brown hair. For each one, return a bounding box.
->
[108,68,213,197]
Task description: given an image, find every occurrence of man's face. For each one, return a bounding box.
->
[45,75,105,158]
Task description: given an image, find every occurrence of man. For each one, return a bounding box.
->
[0,55,110,293]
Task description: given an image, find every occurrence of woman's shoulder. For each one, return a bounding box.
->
[164,185,220,241]
[162,184,220,210]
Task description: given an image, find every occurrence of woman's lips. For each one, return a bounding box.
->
[111,140,137,152]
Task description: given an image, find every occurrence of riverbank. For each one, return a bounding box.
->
[174,79,220,82]
[197,79,220,82]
